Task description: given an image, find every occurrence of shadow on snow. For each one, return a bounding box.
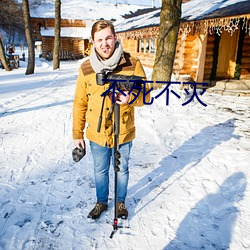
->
[0,100,73,117]
[164,172,247,249]
[127,118,243,247]
[128,119,240,213]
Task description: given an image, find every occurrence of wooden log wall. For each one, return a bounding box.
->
[120,31,200,79]
[61,38,74,52]
[41,37,87,58]
[173,34,185,76]
[41,37,53,57]
[182,35,198,79]
[203,34,215,80]
[121,39,137,54]
[173,34,199,80]
[72,38,88,55]
[32,18,86,29]
[121,38,156,68]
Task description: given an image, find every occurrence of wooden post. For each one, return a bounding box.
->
[196,33,207,83]
[139,39,142,53]
[144,38,146,54]
[149,38,152,53]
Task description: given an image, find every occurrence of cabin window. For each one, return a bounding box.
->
[137,38,144,53]
[137,38,156,54]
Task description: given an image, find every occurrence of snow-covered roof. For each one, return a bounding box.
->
[30,0,151,20]
[114,8,160,33]
[40,27,91,39]
[114,0,250,33]
[182,0,250,21]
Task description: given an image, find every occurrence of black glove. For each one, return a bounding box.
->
[72,146,86,162]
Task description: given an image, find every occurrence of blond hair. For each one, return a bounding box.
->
[91,20,116,40]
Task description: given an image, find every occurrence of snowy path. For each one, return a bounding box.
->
[0,59,250,249]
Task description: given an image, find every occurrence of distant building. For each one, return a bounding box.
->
[30,0,151,60]
[31,18,92,60]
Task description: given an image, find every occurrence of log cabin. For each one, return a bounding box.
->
[31,18,92,60]
[115,0,250,87]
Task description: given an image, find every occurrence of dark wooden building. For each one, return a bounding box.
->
[31,18,92,59]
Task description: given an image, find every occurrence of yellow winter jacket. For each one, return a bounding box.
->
[72,52,150,148]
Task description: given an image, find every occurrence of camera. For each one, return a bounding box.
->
[96,69,143,90]
[72,146,86,163]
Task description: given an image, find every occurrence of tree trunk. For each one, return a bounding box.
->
[22,0,35,75]
[0,37,11,71]
[53,0,61,70]
[152,0,182,83]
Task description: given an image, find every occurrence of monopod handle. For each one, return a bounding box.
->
[97,116,102,133]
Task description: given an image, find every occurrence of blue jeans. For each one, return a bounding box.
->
[89,141,132,205]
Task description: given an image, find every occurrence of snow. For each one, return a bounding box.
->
[182,0,249,21]
[114,0,249,32]
[30,0,152,20]
[0,49,250,249]
[89,0,161,7]
[114,9,160,33]
[40,27,92,39]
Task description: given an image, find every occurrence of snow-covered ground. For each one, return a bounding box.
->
[0,50,249,250]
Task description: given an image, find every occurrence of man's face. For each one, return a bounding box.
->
[93,27,117,60]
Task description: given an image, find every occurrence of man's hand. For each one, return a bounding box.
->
[72,139,86,162]
[116,90,130,105]
[74,139,85,149]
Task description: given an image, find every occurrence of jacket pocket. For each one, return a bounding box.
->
[120,107,134,133]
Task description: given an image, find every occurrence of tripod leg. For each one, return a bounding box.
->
[111,102,120,237]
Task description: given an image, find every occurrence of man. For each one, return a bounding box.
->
[72,20,150,220]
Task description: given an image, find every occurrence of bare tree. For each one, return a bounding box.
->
[22,0,35,75]
[0,0,24,37]
[0,37,11,71]
[152,0,182,82]
[29,0,47,8]
[53,0,61,70]
[0,0,23,71]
